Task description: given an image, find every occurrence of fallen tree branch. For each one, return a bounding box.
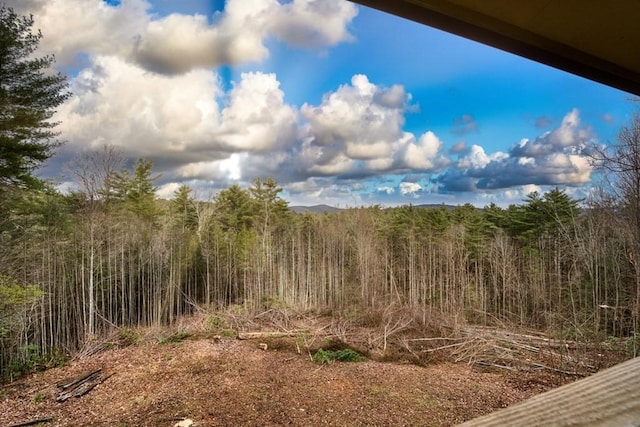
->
[237,330,308,340]
[7,418,53,427]
[409,337,463,342]
[422,342,467,353]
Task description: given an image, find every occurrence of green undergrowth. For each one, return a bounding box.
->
[313,348,364,364]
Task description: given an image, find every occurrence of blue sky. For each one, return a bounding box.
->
[6,0,636,207]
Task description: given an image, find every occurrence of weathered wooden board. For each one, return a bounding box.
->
[460,356,640,426]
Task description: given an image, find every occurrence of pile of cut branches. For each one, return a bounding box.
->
[409,326,599,376]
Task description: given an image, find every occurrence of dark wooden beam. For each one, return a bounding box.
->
[352,0,640,96]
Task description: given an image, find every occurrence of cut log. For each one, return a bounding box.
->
[237,330,307,340]
[57,368,102,390]
[57,369,110,402]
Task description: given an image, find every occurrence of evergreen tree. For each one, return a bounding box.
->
[249,177,289,236]
[171,184,197,230]
[0,6,69,190]
[483,202,507,232]
[215,184,254,232]
[112,159,160,221]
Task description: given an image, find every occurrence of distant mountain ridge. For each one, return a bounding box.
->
[289,204,344,214]
[289,203,460,214]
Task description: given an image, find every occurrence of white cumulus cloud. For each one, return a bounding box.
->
[56,55,223,161]
[402,131,449,170]
[9,0,358,74]
[301,74,407,158]
[436,109,595,192]
[399,182,422,196]
[299,74,424,178]
[54,56,300,184]
[4,0,151,68]
[217,72,298,152]
[269,0,358,48]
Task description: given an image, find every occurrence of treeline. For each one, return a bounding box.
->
[1,147,638,380]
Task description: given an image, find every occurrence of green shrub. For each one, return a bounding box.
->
[42,347,69,368]
[313,349,334,364]
[9,343,40,378]
[313,348,363,364]
[334,348,364,362]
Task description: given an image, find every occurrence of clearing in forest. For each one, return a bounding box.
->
[2,311,613,427]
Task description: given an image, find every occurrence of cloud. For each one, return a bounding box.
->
[601,113,614,124]
[217,72,298,152]
[298,74,448,179]
[284,178,365,206]
[3,0,48,13]
[401,131,450,170]
[156,181,183,199]
[301,74,407,157]
[54,56,298,185]
[456,145,508,169]
[399,182,422,197]
[9,0,358,74]
[175,153,245,182]
[4,0,151,68]
[473,184,543,206]
[450,141,468,154]
[511,109,591,157]
[451,114,478,136]
[269,0,358,48]
[56,55,223,162]
[131,13,265,74]
[298,74,407,176]
[535,115,553,129]
[435,109,595,193]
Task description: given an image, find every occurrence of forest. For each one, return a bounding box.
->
[2,151,640,381]
[2,4,640,382]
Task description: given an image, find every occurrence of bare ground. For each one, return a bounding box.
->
[0,332,573,427]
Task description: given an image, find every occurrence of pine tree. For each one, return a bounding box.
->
[249,177,289,236]
[171,185,197,230]
[0,6,69,191]
[112,159,160,222]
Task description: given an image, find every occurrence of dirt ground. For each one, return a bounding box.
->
[0,333,572,427]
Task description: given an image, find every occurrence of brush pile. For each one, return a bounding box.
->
[410,326,602,376]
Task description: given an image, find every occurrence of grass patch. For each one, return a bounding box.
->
[313,348,364,364]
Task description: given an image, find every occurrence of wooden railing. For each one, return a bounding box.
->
[460,357,640,426]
